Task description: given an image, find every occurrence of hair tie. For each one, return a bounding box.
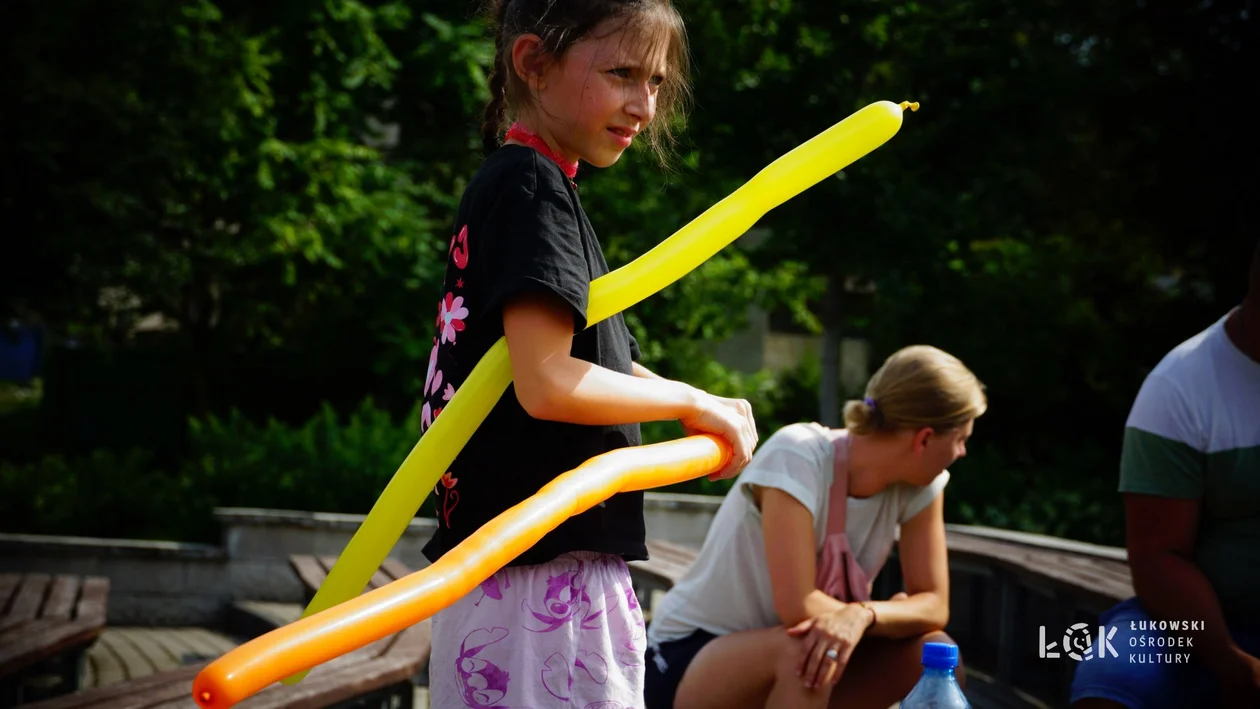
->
[863,396,876,411]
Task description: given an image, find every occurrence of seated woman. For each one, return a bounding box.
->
[643,345,987,709]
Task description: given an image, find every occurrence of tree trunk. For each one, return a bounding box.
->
[818,273,842,426]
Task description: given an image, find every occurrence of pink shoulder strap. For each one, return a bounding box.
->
[825,429,851,537]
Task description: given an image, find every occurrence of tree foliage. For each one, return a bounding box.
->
[2,0,1255,544]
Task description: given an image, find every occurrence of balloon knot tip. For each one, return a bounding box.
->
[899,101,920,112]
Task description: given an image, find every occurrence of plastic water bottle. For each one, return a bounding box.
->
[900,641,970,708]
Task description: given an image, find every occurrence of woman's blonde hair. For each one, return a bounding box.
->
[843,345,987,435]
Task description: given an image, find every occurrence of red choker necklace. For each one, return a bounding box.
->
[504,122,578,179]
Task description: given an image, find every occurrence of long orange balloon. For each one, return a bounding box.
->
[191,434,730,709]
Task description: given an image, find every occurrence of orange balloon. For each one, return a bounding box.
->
[191,434,730,709]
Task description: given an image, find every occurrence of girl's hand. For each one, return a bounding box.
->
[680,393,757,480]
[786,604,874,690]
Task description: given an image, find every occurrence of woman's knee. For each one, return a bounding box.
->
[770,627,804,679]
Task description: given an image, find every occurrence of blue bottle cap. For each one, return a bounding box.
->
[921,641,959,669]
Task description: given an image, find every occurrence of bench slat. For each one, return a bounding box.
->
[379,558,413,583]
[0,617,107,678]
[945,532,1133,606]
[290,556,327,600]
[0,574,21,612]
[368,567,393,591]
[246,622,431,709]
[1,573,51,631]
[100,627,160,680]
[76,577,110,623]
[43,576,82,620]
[24,664,205,709]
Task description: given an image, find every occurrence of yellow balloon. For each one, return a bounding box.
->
[284,99,918,683]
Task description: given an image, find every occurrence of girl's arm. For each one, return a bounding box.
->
[505,291,700,423]
[760,485,950,638]
[503,291,756,478]
[631,362,661,379]
[758,486,850,627]
[863,491,951,638]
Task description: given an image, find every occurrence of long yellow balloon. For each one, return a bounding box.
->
[286,100,919,683]
[193,435,730,708]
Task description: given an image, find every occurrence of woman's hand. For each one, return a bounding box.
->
[679,393,757,480]
[786,603,875,689]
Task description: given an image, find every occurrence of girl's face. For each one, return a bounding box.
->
[523,21,668,167]
[908,418,974,486]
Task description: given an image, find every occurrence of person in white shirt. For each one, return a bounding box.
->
[644,345,987,709]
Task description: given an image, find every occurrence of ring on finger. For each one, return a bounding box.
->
[825,647,840,661]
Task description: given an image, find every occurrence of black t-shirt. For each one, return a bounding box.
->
[419,144,647,568]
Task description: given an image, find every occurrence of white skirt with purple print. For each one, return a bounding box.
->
[429,551,647,709]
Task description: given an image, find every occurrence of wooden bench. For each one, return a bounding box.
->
[288,555,418,606]
[627,539,700,623]
[874,525,1134,707]
[25,557,431,709]
[0,573,110,705]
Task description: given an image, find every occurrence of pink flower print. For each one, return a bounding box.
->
[443,382,455,401]
[615,587,646,667]
[440,472,459,528]
[574,651,609,685]
[438,292,468,344]
[475,570,512,607]
[456,627,514,708]
[450,224,469,269]
[423,339,440,396]
[541,653,572,701]
[541,651,610,703]
[522,560,605,632]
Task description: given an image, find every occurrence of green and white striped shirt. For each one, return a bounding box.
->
[1120,311,1260,626]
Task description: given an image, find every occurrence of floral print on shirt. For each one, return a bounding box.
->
[425,224,471,528]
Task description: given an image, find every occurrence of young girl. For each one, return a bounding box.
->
[644,345,987,709]
[418,1,758,706]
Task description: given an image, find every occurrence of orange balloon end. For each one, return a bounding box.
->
[191,434,730,708]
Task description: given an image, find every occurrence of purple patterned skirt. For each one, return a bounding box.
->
[428,551,647,708]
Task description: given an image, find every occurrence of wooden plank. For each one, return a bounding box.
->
[148,628,215,665]
[318,556,339,575]
[243,657,378,709]
[105,628,161,679]
[288,555,327,596]
[181,628,237,659]
[112,629,182,673]
[100,673,197,709]
[22,664,204,709]
[379,558,413,583]
[0,573,51,631]
[89,635,127,688]
[29,623,430,709]
[43,576,82,620]
[946,524,1128,562]
[246,623,430,709]
[76,577,110,623]
[0,574,21,612]
[0,617,103,678]
[80,647,97,689]
[945,532,1133,606]
[368,567,393,591]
